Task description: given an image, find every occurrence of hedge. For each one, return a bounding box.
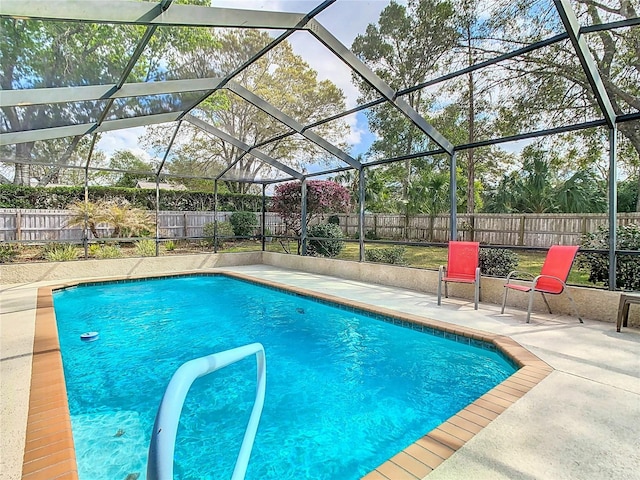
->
[0,185,263,211]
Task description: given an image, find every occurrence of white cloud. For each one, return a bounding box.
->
[96,128,151,161]
[344,112,364,146]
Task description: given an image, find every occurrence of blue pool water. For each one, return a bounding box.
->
[53,275,515,480]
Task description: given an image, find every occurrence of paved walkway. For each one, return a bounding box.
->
[1,265,639,480]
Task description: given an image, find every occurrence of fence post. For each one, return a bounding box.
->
[518,216,526,246]
[183,213,188,239]
[15,210,22,241]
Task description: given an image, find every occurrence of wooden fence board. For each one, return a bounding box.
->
[1,209,639,247]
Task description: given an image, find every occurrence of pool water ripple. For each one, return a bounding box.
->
[53,275,515,479]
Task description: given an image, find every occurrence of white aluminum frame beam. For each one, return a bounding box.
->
[0,78,227,108]
[184,114,303,180]
[226,82,361,171]
[0,112,182,146]
[0,1,307,29]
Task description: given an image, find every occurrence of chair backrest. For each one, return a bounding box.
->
[536,245,580,294]
[447,241,480,280]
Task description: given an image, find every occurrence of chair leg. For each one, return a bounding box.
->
[501,287,509,314]
[541,293,553,314]
[563,289,584,323]
[526,290,535,323]
[437,266,443,306]
[474,267,480,310]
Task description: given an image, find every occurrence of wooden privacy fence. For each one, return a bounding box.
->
[328,213,640,247]
[0,209,283,242]
[1,209,639,247]
[327,212,640,246]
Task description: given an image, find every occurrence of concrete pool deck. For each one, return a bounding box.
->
[1,264,639,479]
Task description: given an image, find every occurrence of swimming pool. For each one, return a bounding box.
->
[53,274,516,479]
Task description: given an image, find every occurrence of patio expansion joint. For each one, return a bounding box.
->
[549,368,640,395]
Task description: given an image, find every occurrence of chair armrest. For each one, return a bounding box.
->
[531,274,567,291]
[505,270,535,282]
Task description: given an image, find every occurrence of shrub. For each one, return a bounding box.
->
[203,221,234,248]
[307,223,344,257]
[230,211,258,237]
[43,243,78,262]
[164,240,176,251]
[135,239,156,257]
[0,243,20,263]
[91,243,123,259]
[328,215,340,225]
[0,184,262,211]
[365,246,406,265]
[67,199,153,238]
[271,180,350,237]
[354,230,380,240]
[578,223,640,290]
[479,248,519,277]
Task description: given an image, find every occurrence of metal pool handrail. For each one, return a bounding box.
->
[147,343,267,480]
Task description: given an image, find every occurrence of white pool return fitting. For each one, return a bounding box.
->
[147,343,267,480]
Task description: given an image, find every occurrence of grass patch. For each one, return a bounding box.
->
[337,243,594,286]
[4,239,597,287]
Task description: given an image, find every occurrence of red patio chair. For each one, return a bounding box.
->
[501,245,583,323]
[438,241,481,310]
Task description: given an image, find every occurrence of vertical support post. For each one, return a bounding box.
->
[608,126,618,290]
[358,168,365,262]
[83,165,89,259]
[449,151,458,240]
[261,184,266,252]
[155,175,160,256]
[154,120,181,256]
[214,180,219,253]
[83,133,98,259]
[301,179,307,256]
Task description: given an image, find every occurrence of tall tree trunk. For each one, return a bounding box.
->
[37,135,83,186]
[466,24,476,214]
[13,143,33,185]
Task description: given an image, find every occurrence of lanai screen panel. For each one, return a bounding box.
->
[583,26,640,116]
[127,25,288,83]
[412,40,599,145]
[217,152,298,185]
[1,0,636,191]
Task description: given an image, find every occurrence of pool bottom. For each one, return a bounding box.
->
[22,271,553,480]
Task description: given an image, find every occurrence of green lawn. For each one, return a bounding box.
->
[338,243,593,286]
[220,240,597,287]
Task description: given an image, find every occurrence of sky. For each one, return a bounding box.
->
[96,1,391,164]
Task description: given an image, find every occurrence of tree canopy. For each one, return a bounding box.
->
[144,29,349,194]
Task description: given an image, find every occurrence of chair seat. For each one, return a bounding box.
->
[443,276,477,284]
[502,245,582,323]
[504,283,532,292]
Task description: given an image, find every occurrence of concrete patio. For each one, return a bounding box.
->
[1,262,639,479]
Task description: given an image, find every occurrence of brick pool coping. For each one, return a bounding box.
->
[22,271,553,480]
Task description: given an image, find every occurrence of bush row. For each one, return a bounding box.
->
[0,185,263,211]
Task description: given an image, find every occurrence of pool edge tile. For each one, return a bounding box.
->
[22,287,78,480]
